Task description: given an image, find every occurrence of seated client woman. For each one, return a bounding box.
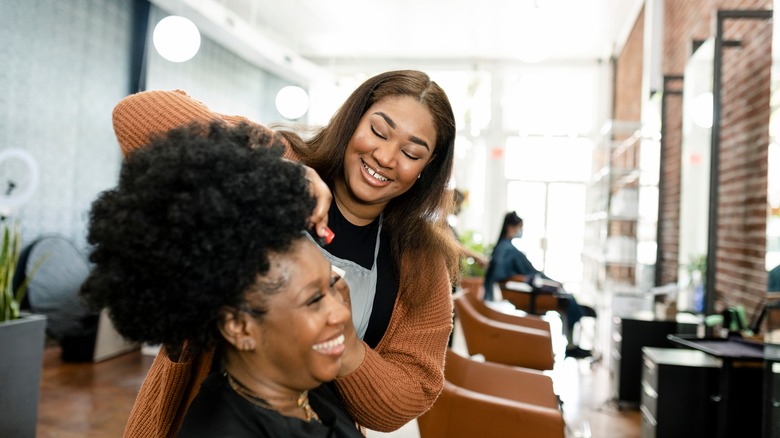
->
[484,211,596,359]
[80,121,362,437]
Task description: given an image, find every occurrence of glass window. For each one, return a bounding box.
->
[501,67,598,136]
[504,136,593,182]
[429,71,492,137]
[506,181,586,288]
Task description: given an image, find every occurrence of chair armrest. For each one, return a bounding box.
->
[503,280,533,292]
[501,287,559,315]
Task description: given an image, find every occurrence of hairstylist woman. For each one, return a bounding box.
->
[82,122,363,437]
[112,70,462,436]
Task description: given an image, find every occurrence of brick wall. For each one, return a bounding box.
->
[715,14,772,314]
[615,7,645,124]
[643,0,773,318]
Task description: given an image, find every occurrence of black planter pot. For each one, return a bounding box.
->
[0,313,47,437]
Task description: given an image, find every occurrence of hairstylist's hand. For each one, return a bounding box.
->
[333,276,365,376]
[302,165,332,240]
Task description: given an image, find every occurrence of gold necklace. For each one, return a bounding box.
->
[225,373,319,423]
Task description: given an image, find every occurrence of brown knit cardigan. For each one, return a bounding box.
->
[113,90,454,437]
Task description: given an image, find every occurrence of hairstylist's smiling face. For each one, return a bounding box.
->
[252,238,350,390]
[338,96,437,220]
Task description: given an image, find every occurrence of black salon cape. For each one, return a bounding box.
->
[177,373,364,438]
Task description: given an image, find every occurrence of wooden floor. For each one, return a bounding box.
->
[37,326,640,438]
[37,344,153,438]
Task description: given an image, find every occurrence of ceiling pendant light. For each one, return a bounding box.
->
[153,15,201,63]
[276,85,310,120]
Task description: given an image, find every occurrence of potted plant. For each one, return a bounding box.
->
[0,220,47,437]
[458,230,491,296]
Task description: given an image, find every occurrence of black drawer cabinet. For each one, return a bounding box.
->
[765,344,780,438]
[611,315,697,405]
[640,347,720,438]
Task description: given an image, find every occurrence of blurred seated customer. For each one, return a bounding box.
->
[80,122,362,437]
[484,211,595,359]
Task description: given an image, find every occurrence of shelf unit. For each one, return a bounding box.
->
[583,120,644,293]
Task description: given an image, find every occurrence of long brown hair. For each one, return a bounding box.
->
[278,70,460,280]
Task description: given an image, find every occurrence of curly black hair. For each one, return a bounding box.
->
[80,122,315,351]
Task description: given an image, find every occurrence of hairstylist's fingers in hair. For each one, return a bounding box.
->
[303,165,332,238]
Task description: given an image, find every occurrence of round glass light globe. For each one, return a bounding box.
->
[276,85,310,120]
[153,16,201,63]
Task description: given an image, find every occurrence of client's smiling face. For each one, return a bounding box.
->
[247,238,351,390]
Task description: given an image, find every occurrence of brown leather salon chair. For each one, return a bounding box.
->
[418,350,565,438]
[462,287,551,333]
[453,291,555,370]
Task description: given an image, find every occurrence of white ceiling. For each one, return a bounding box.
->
[158,0,645,78]
[225,0,644,62]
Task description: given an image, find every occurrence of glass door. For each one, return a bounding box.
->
[506,180,587,292]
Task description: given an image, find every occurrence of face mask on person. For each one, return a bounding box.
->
[515,228,523,239]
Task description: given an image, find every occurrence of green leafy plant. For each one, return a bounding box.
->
[686,254,707,284]
[459,230,491,278]
[0,221,40,322]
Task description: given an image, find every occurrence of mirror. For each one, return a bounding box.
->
[767,14,780,289]
[677,39,714,312]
